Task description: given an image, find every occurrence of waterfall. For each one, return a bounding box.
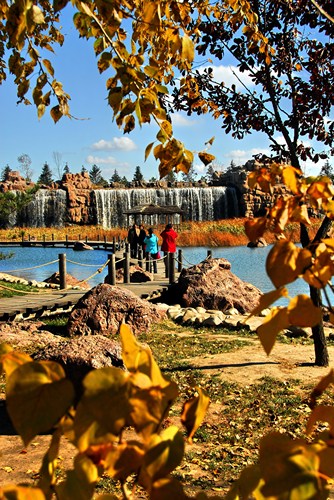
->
[94,186,239,228]
[21,189,67,227]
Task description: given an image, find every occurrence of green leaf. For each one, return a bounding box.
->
[6,361,75,445]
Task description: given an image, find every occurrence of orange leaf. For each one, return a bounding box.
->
[257,307,290,355]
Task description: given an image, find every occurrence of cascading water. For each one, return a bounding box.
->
[94,186,239,228]
[20,189,68,227]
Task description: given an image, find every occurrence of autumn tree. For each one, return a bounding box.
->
[171,0,334,366]
[17,154,33,182]
[37,162,53,185]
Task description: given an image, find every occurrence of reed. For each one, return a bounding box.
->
[0,218,322,247]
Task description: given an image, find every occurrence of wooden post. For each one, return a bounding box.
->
[169,252,175,284]
[104,235,107,249]
[107,253,116,285]
[124,250,130,283]
[65,234,69,248]
[113,236,116,251]
[165,252,169,278]
[52,233,54,241]
[178,249,183,272]
[138,248,143,268]
[207,250,212,259]
[59,253,67,289]
[43,234,46,246]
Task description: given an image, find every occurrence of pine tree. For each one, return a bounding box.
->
[89,164,108,186]
[132,165,144,182]
[121,176,129,187]
[63,163,70,174]
[181,165,197,183]
[81,166,88,175]
[38,162,54,186]
[320,160,334,183]
[1,165,12,182]
[110,169,122,183]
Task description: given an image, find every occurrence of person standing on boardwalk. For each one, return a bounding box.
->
[127,223,140,258]
[144,227,159,273]
[160,224,178,267]
[138,223,147,254]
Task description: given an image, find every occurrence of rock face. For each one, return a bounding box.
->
[33,335,124,397]
[113,265,154,283]
[67,284,166,337]
[44,272,90,289]
[0,171,35,193]
[58,172,93,224]
[166,258,262,314]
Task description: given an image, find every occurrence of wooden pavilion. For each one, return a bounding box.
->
[123,203,184,227]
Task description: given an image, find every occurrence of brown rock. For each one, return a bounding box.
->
[33,335,124,397]
[166,258,262,314]
[67,284,166,337]
[114,265,154,283]
[44,272,90,289]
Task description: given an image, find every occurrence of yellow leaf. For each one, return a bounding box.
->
[150,477,188,500]
[7,361,75,446]
[181,35,194,63]
[257,307,290,355]
[309,369,334,409]
[140,426,184,486]
[247,287,289,318]
[0,485,46,499]
[287,295,322,327]
[266,240,307,288]
[205,136,215,146]
[181,387,210,443]
[198,152,215,166]
[160,120,172,139]
[282,166,300,194]
[145,142,155,161]
[102,442,144,480]
[0,344,32,378]
[306,405,334,435]
[244,217,267,242]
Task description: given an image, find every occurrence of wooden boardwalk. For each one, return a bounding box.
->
[0,274,172,322]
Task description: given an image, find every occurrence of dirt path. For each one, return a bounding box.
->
[1,326,334,491]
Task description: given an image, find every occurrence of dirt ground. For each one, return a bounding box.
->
[1,323,334,491]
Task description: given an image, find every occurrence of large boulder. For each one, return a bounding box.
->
[67,284,166,337]
[166,258,262,314]
[33,335,124,398]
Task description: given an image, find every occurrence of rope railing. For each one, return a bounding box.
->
[4,259,59,273]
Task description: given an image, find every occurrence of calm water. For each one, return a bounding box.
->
[0,244,312,306]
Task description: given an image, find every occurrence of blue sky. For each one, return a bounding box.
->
[0,10,326,183]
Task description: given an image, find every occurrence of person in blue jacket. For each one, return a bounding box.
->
[143,227,159,273]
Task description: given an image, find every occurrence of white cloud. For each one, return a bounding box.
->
[91,137,137,151]
[86,155,118,165]
[225,147,271,164]
[199,64,256,91]
[171,112,195,127]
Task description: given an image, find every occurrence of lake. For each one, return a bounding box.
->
[0,244,313,306]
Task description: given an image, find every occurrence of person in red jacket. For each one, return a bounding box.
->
[160,223,178,254]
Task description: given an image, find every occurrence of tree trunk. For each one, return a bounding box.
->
[310,285,329,366]
[308,216,332,367]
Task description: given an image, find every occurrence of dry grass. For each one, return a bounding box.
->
[0,218,322,247]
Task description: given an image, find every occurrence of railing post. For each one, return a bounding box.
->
[138,248,143,268]
[59,253,67,289]
[165,252,169,278]
[104,235,107,249]
[124,250,130,283]
[178,249,183,272]
[169,252,176,284]
[113,236,116,251]
[106,253,116,285]
[43,234,46,246]
[65,234,69,248]
[207,250,212,259]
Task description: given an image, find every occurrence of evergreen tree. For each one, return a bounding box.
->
[181,165,197,183]
[37,162,54,186]
[132,165,144,182]
[81,166,88,175]
[1,165,12,182]
[121,176,129,187]
[206,164,216,184]
[89,164,107,186]
[110,169,122,183]
[320,160,334,183]
[63,163,70,174]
